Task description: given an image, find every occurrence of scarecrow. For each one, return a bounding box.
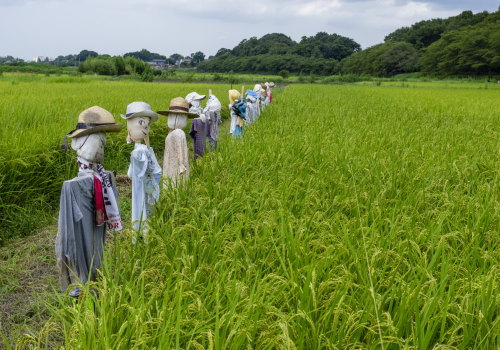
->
[228,89,241,135]
[260,83,268,110]
[121,102,161,235]
[56,106,122,296]
[186,91,206,116]
[253,84,264,116]
[268,82,275,103]
[186,92,209,159]
[229,89,246,139]
[245,89,259,125]
[203,90,222,151]
[158,97,197,186]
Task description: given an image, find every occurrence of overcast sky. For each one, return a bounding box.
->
[0,0,497,60]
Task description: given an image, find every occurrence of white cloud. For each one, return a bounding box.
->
[291,0,342,16]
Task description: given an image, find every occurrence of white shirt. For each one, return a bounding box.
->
[127,143,161,231]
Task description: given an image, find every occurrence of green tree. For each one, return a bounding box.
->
[341,41,419,76]
[215,48,231,57]
[278,69,289,79]
[191,51,205,65]
[420,14,500,76]
[76,50,98,63]
[124,49,166,62]
[168,53,184,65]
[385,10,492,49]
[114,56,126,75]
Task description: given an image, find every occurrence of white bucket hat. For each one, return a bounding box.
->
[185,92,206,103]
[120,101,158,122]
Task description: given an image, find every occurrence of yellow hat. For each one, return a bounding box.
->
[228,89,241,105]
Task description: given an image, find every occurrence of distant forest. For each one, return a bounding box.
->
[200,9,499,77]
[1,9,498,77]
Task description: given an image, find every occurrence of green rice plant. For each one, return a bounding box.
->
[0,80,237,244]
[32,84,499,349]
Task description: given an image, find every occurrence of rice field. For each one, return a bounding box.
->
[1,79,499,348]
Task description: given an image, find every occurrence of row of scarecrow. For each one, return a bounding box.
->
[56,82,276,296]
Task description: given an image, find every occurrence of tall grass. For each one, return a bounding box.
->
[0,80,234,244]
[35,84,499,348]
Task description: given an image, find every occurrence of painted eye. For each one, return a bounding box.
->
[139,120,144,125]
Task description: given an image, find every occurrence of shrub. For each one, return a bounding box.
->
[141,70,154,82]
[278,69,289,79]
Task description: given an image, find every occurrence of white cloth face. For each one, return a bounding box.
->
[167,113,188,130]
[127,116,151,143]
[72,133,106,163]
[253,84,263,92]
[204,95,222,113]
[189,105,203,116]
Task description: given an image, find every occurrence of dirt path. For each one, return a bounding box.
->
[0,222,59,348]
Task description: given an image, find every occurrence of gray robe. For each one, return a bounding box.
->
[55,172,118,290]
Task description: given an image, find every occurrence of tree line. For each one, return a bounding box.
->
[199,10,499,77]
[341,10,500,77]
[198,32,360,75]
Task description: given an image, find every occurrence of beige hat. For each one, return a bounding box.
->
[157,97,198,118]
[120,101,158,122]
[66,106,123,138]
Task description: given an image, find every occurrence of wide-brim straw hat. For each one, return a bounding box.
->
[157,97,198,118]
[67,106,123,138]
[120,101,158,122]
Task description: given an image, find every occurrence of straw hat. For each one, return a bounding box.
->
[185,92,206,103]
[228,89,241,105]
[66,106,123,138]
[120,101,158,122]
[157,97,198,118]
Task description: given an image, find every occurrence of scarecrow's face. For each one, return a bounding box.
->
[127,116,151,143]
[190,100,201,108]
[167,113,188,130]
[71,132,106,163]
